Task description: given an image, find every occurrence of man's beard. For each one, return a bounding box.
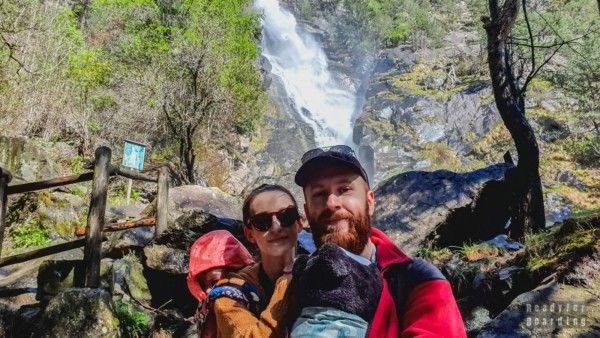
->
[308,204,371,255]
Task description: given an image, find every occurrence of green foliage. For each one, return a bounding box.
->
[563,135,600,167]
[11,219,51,248]
[336,0,449,49]
[70,155,86,175]
[112,299,150,337]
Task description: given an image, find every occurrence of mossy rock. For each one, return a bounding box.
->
[525,214,600,283]
[32,288,120,337]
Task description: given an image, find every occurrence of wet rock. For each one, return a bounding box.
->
[32,288,119,337]
[374,163,513,255]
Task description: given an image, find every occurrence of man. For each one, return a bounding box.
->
[295,145,466,337]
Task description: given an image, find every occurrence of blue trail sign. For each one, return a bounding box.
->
[122,140,146,171]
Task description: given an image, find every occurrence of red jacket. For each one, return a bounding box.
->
[368,228,466,338]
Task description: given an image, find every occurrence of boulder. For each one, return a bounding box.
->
[0,136,76,183]
[477,280,600,337]
[32,288,120,337]
[144,185,241,221]
[112,256,152,304]
[36,191,87,240]
[374,164,513,255]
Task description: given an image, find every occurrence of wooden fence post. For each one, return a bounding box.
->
[155,166,169,237]
[83,147,111,287]
[0,167,13,257]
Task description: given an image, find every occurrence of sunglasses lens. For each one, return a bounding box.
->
[278,208,299,227]
[250,214,272,231]
[249,207,299,231]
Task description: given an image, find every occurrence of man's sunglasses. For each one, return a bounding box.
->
[300,145,357,164]
[247,207,300,232]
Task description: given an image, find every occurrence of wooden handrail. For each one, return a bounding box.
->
[6,165,157,196]
[74,217,155,236]
[7,172,95,195]
[0,237,107,268]
[0,146,168,271]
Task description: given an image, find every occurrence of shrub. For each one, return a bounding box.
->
[564,135,600,167]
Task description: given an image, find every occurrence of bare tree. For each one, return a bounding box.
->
[161,42,232,184]
[482,0,546,239]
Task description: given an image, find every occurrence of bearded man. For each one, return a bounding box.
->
[294,145,466,337]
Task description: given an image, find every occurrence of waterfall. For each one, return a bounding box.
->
[254,0,358,147]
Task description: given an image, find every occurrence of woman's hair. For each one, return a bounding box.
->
[242,183,299,227]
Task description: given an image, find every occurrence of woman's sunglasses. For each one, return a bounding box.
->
[247,207,300,232]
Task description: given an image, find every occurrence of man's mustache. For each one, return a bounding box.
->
[318,210,353,224]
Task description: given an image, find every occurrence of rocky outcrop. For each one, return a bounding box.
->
[354,47,500,183]
[0,136,76,183]
[374,163,513,255]
[477,279,600,337]
[143,185,242,221]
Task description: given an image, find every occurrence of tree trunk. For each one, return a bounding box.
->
[484,0,546,239]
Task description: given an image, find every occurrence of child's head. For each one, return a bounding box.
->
[187,230,254,302]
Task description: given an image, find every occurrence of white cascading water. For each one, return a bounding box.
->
[254,0,358,147]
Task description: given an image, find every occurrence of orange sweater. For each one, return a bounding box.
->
[212,263,291,338]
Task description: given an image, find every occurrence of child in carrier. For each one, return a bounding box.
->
[290,243,383,338]
[187,230,255,338]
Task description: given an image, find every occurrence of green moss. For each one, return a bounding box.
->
[38,191,54,207]
[112,299,151,337]
[524,214,600,276]
[54,221,78,239]
[70,155,86,175]
[527,78,553,95]
[11,219,51,248]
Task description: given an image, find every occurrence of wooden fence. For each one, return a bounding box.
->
[0,146,169,288]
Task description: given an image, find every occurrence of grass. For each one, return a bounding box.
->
[112,299,151,338]
[11,219,51,248]
[524,214,600,276]
[461,243,504,262]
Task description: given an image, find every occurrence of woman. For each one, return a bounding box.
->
[210,184,303,337]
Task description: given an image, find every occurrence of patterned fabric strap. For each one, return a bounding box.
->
[207,279,262,316]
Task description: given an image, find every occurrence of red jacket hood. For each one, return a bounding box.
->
[187,230,254,302]
[370,227,412,271]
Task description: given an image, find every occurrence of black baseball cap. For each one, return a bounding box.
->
[295,145,369,187]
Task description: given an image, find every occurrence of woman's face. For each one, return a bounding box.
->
[244,190,303,259]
